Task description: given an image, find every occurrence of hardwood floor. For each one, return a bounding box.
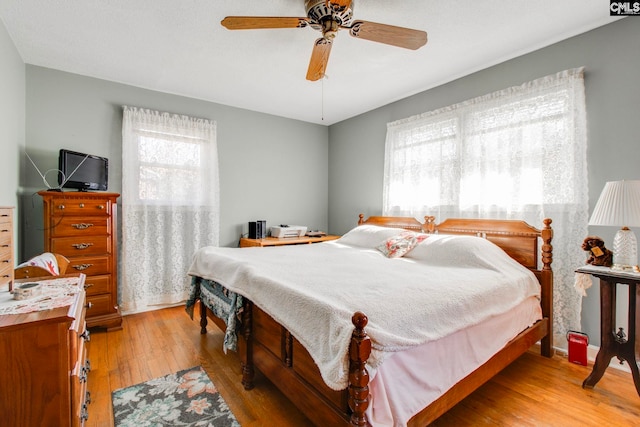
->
[86,305,639,426]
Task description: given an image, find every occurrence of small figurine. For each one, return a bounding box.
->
[581,235,613,267]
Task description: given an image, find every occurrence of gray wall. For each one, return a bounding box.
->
[328,18,640,345]
[0,18,25,260]
[20,66,329,257]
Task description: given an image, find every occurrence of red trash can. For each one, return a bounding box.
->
[567,330,589,366]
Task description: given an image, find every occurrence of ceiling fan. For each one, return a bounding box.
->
[221,0,428,81]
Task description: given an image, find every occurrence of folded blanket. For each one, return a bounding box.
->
[188,234,539,390]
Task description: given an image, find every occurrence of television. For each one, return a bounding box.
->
[58,149,108,191]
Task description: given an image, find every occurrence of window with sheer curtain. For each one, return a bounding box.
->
[121,106,220,314]
[383,68,588,348]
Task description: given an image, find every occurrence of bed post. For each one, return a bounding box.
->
[241,300,256,390]
[358,213,365,225]
[199,299,208,334]
[540,218,554,358]
[349,311,371,426]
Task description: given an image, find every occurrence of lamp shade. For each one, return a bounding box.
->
[589,180,640,227]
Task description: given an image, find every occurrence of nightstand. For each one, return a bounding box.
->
[239,235,340,247]
[575,265,640,396]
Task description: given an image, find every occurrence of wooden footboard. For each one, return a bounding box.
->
[196,215,554,426]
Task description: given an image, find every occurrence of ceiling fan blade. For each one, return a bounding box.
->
[306,38,333,81]
[221,16,309,30]
[326,0,353,11]
[348,20,427,50]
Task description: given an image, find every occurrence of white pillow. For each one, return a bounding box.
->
[404,234,509,270]
[337,225,404,248]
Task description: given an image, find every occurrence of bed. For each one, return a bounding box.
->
[186,215,554,426]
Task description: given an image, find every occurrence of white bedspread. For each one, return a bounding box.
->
[188,233,540,390]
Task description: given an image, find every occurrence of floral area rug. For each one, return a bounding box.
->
[112,366,240,426]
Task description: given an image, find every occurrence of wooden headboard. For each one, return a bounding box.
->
[358,214,553,272]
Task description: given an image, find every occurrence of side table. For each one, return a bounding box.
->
[239,235,340,247]
[575,265,640,396]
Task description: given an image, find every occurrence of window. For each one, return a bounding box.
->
[121,107,219,313]
[383,68,588,348]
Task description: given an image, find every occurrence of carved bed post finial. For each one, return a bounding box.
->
[358,213,365,225]
[349,311,371,426]
[541,218,553,271]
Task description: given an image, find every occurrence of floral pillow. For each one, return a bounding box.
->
[376,231,429,258]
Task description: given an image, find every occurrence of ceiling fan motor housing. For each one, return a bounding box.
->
[305,0,353,27]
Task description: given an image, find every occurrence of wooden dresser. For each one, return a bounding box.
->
[0,207,14,292]
[0,276,90,426]
[39,191,122,330]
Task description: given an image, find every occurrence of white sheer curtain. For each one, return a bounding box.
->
[383,68,588,348]
[121,106,220,314]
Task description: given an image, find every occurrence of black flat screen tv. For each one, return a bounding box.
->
[58,149,108,191]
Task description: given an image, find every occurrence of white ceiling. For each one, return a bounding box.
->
[0,1,621,125]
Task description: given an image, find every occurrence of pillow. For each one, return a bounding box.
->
[337,225,406,248]
[404,234,509,270]
[376,231,429,258]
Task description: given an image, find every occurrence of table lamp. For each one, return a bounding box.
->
[589,180,640,271]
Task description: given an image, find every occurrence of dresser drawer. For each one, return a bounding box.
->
[0,263,12,284]
[0,210,11,226]
[67,256,110,276]
[50,198,112,217]
[0,228,11,247]
[83,274,111,297]
[87,292,115,317]
[50,217,111,238]
[51,236,111,257]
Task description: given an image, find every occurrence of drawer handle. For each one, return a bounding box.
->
[1,274,9,278]
[1,244,9,248]
[86,301,93,309]
[2,260,9,263]
[85,390,92,405]
[0,229,8,233]
[97,205,105,209]
[0,214,8,217]
[57,204,65,210]
[84,283,94,289]
[71,223,94,230]
[72,243,94,250]
[72,263,93,271]
[81,404,89,421]
[81,330,91,342]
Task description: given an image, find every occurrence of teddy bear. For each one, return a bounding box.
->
[581,235,613,267]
